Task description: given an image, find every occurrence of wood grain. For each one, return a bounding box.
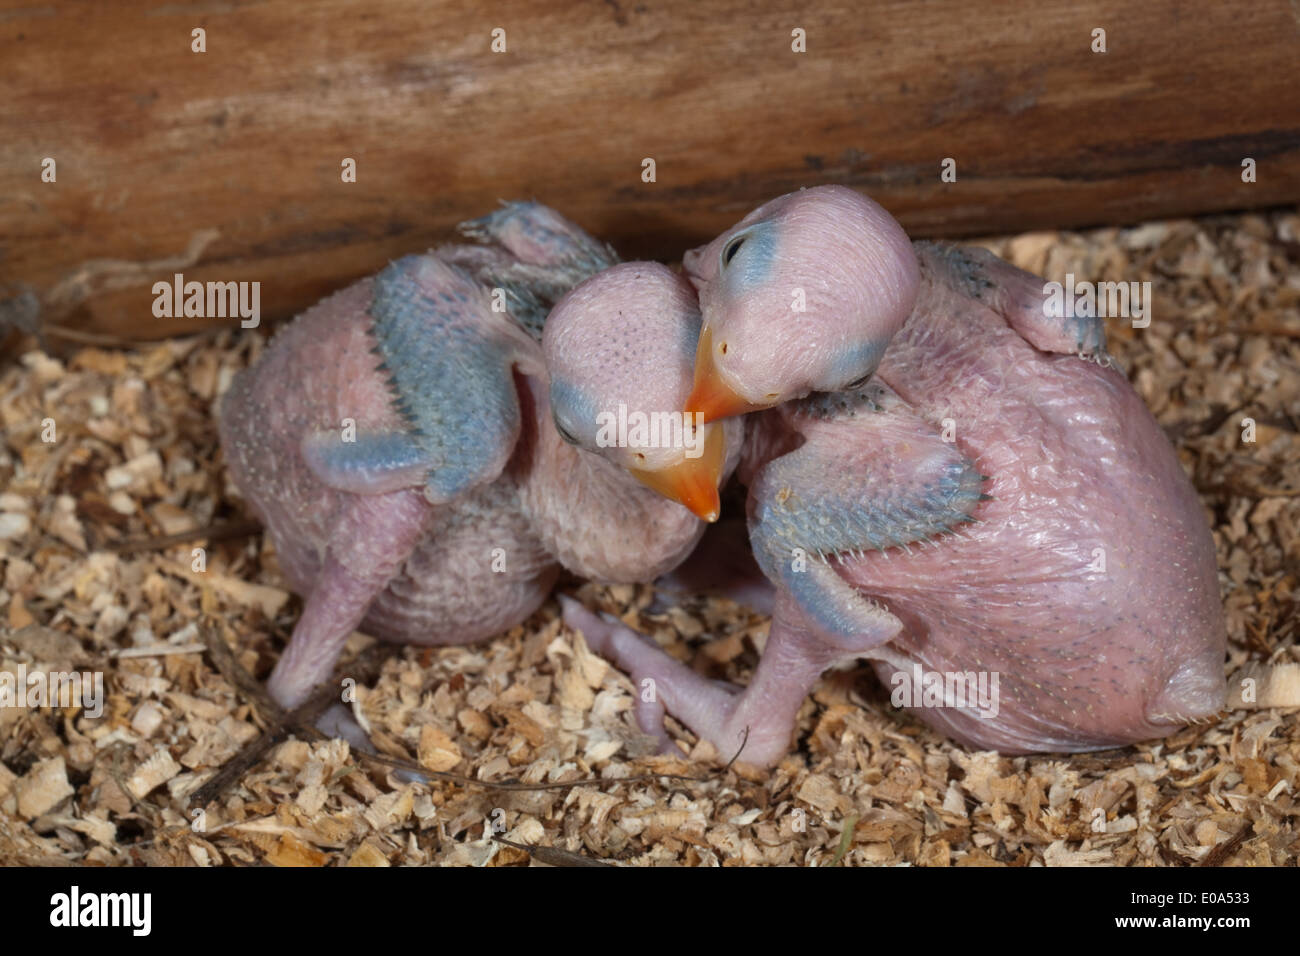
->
[2,0,1298,339]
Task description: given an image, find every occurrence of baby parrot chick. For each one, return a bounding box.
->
[563,193,1224,764]
[219,205,724,708]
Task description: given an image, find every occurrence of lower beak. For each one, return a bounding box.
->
[629,425,726,522]
[686,327,771,423]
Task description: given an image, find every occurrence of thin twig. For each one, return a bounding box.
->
[492,836,614,868]
[1198,821,1254,867]
[191,624,401,806]
[354,729,750,792]
[107,519,262,555]
[191,615,753,803]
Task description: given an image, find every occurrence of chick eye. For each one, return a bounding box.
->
[720,234,746,269]
[553,416,578,445]
[844,372,873,390]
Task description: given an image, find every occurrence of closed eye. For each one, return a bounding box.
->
[721,234,746,269]
[553,416,578,444]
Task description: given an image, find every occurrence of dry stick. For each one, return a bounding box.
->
[192,619,750,804]
[199,616,286,715]
[108,519,263,555]
[1157,843,1195,867]
[192,620,452,798]
[2,230,224,356]
[41,325,157,348]
[191,636,313,806]
[2,231,256,372]
[355,738,749,791]
[491,836,613,868]
[190,621,394,806]
[187,692,334,808]
[1198,821,1254,867]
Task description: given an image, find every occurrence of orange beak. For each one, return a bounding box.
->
[629,425,725,522]
[686,326,770,423]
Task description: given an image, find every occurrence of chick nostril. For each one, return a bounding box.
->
[718,341,728,356]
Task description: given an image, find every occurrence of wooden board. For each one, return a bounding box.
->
[2,0,1299,340]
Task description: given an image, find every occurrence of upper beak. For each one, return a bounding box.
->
[685,326,771,423]
[628,425,726,522]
